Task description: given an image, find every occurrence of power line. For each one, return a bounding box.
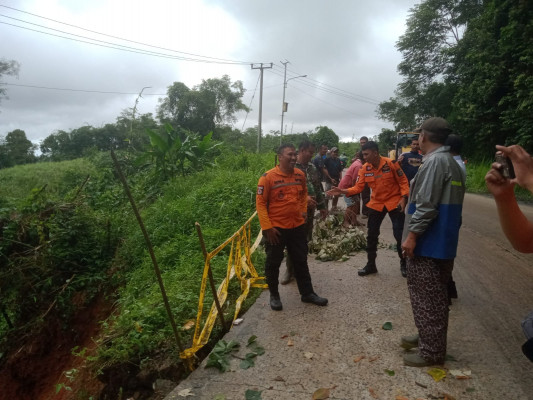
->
[3,82,166,95]
[268,69,379,106]
[290,85,358,115]
[241,74,261,132]
[271,64,380,104]
[0,19,248,65]
[0,4,253,64]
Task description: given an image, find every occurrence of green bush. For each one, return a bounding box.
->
[97,152,272,366]
[465,161,533,202]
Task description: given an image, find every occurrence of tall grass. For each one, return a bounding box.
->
[466,160,532,202]
[0,159,97,204]
[97,151,273,367]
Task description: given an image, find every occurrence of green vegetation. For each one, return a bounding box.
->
[1,4,532,394]
[378,0,533,157]
[0,142,272,395]
[466,161,532,202]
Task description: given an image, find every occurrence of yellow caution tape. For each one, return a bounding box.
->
[180,212,267,361]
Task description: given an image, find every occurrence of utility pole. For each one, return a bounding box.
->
[279,64,307,145]
[251,63,273,153]
[280,61,289,145]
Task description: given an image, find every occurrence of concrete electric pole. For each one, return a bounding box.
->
[280,61,306,145]
[251,63,273,153]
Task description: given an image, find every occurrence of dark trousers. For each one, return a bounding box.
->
[264,224,314,297]
[366,207,405,264]
[361,184,371,216]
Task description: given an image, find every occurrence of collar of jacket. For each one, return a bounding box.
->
[422,145,450,161]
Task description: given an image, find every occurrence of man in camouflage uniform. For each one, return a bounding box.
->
[281,140,328,284]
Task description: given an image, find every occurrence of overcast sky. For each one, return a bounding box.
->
[0,0,418,145]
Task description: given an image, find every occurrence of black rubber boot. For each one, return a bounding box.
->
[358,262,377,276]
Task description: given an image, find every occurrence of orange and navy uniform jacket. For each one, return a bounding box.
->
[346,156,409,212]
[256,166,308,231]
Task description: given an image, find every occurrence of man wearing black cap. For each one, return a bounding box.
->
[400,117,466,367]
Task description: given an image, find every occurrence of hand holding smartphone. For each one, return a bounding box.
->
[495,152,515,179]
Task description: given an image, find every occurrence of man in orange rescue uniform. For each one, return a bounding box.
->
[328,141,410,277]
[256,144,328,311]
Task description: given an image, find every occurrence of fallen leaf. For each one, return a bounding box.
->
[368,387,378,398]
[233,318,244,326]
[384,369,395,376]
[366,328,374,334]
[382,322,393,330]
[353,355,365,363]
[245,389,262,400]
[287,338,294,346]
[312,387,330,399]
[214,395,226,400]
[427,368,446,382]
[182,320,195,330]
[273,376,285,382]
[443,393,456,400]
[177,388,194,397]
[134,321,143,333]
[449,369,471,379]
[415,381,427,388]
[368,356,380,362]
[396,396,409,400]
[280,334,288,339]
[304,352,314,359]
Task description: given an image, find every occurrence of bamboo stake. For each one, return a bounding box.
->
[195,222,228,333]
[110,151,187,360]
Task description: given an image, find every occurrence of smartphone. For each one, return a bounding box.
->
[495,152,516,179]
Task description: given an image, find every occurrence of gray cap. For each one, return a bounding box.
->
[420,117,452,136]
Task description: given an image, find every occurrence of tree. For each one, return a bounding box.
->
[376,128,397,155]
[0,58,20,108]
[157,75,249,136]
[377,0,483,130]
[310,126,339,148]
[0,129,36,167]
[452,0,533,154]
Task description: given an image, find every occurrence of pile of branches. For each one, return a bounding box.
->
[309,212,366,262]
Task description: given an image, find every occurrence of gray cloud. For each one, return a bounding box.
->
[0,0,417,145]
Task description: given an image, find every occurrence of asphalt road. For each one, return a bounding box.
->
[451,193,533,395]
[165,193,533,400]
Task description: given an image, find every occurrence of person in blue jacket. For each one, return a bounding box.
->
[400,117,466,367]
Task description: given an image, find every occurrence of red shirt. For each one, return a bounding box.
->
[339,159,362,189]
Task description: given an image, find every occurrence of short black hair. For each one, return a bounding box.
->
[361,141,379,152]
[445,134,463,154]
[299,140,315,151]
[360,136,369,142]
[277,143,295,155]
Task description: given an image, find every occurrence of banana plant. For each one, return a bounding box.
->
[142,124,220,180]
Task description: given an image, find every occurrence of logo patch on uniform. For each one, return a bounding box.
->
[278,191,285,199]
[382,165,391,173]
[397,169,404,177]
[366,166,372,171]
[364,173,374,177]
[257,186,264,195]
